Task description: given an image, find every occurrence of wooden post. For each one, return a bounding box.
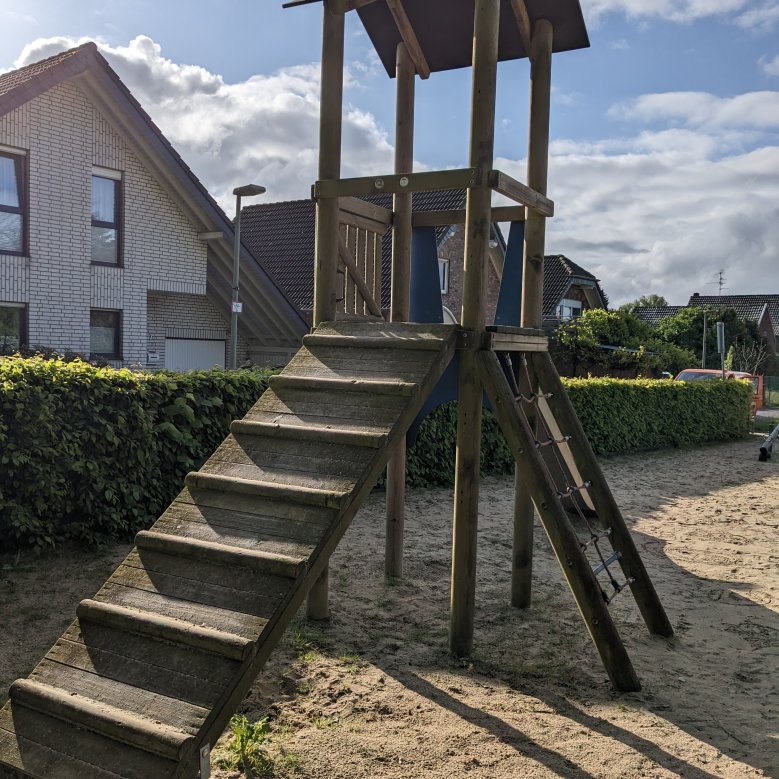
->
[449,0,500,657]
[385,42,415,579]
[309,0,344,620]
[512,19,553,609]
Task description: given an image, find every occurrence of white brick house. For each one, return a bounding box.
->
[0,43,307,369]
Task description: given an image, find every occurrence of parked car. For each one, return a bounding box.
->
[674,368,763,413]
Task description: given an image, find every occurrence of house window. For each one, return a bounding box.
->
[438,258,449,294]
[0,303,26,354]
[0,150,26,255]
[557,298,583,321]
[90,309,122,359]
[91,173,121,265]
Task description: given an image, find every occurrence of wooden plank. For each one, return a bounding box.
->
[269,373,418,397]
[77,599,253,662]
[107,564,287,620]
[134,531,307,578]
[185,471,350,508]
[241,407,396,437]
[283,346,437,378]
[411,204,526,227]
[174,486,335,529]
[478,350,641,691]
[303,333,444,351]
[124,549,294,598]
[28,661,207,738]
[486,330,548,352]
[149,514,318,565]
[488,169,554,217]
[62,621,238,706]
[10,679,195,761]
[254,386,407,416]
[315,168,478,199]
[311,320,456,340]
[0,705,178,779]
[230,418,386,448]
[339,196,392,226]
[93,583,268,642]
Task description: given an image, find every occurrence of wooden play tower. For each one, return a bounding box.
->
[0,2,672,777]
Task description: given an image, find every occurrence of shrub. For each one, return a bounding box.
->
[0,357,271,550]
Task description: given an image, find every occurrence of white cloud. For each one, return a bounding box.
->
[761,54,779,76]
[496,130,779,304]
[735,2,779,30]
[611,91,779,129]
[582,0,749,24]
[14,35,394,209]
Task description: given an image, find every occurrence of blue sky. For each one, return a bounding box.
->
[2,0,778,304]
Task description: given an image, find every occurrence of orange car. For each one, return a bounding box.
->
[674,368,763,411]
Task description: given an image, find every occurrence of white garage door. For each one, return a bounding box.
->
[165,339,225,371]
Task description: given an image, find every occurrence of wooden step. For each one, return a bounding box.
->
[1,704,178,779]
[302,333,446,350]
[134,531,307,578]
[9,680,194,762]
[184,472,348,509]
[229,419,386,448]
[269,374,417,397]
[76,600,255,662]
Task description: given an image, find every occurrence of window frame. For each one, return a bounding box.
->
[89,308,122,360]
[0,302,28,354]
[557,297,583,321]
[0,148,28,257]
[90,170,123,267]
[438,258,450,295]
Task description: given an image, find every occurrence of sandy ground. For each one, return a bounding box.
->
[1,436,776,778]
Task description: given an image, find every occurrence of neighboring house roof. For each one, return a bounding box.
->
[687,294,779,336]
[0,43,308,346]
[633,305,685,326]
[240,190,467,312]
[542,254,608,317]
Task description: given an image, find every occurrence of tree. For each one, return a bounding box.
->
[618,294,669,313]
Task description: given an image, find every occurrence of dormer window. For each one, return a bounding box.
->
[558,298,583,321]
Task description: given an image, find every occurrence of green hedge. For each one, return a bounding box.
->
[0,359,751,550]
[0,357,271,551]
[404,377,752,487]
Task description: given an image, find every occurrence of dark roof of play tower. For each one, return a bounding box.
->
[357,0,590,77]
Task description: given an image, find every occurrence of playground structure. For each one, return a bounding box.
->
[0,2,673,777]
[759,420,779,460]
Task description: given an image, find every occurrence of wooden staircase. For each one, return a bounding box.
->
[0,321,458,779]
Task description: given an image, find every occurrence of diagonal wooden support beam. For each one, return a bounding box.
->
[338,234,384,318]
[385,0,431,79]
[509,0,533,55]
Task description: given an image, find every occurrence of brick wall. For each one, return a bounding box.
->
[0,80,222,367]
[439,225,502,325]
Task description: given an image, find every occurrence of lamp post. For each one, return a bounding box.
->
[230,184,266,369]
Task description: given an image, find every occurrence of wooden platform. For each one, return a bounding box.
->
[0,321,458,779]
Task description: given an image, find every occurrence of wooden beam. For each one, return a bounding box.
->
[338,196,393,226]
[488,169,554,217]
[520,19,553,329]
[450,0,501,659]
[386,41,416,580]
[197,231,223,241]
[315,168,478,199]
[385,0,431,79]
[338,234,384,318]
[508,0,532,55]
[411,204,526,227]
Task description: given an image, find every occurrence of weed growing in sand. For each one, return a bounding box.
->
[214,715,273,777]
[338,652,365,673]
[312,715,339,729]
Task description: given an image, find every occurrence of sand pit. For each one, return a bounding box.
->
[1,436,776,778]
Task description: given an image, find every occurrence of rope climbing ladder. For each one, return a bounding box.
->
[480,341,673,691]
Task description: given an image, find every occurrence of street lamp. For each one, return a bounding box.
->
[230,184,266,369]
